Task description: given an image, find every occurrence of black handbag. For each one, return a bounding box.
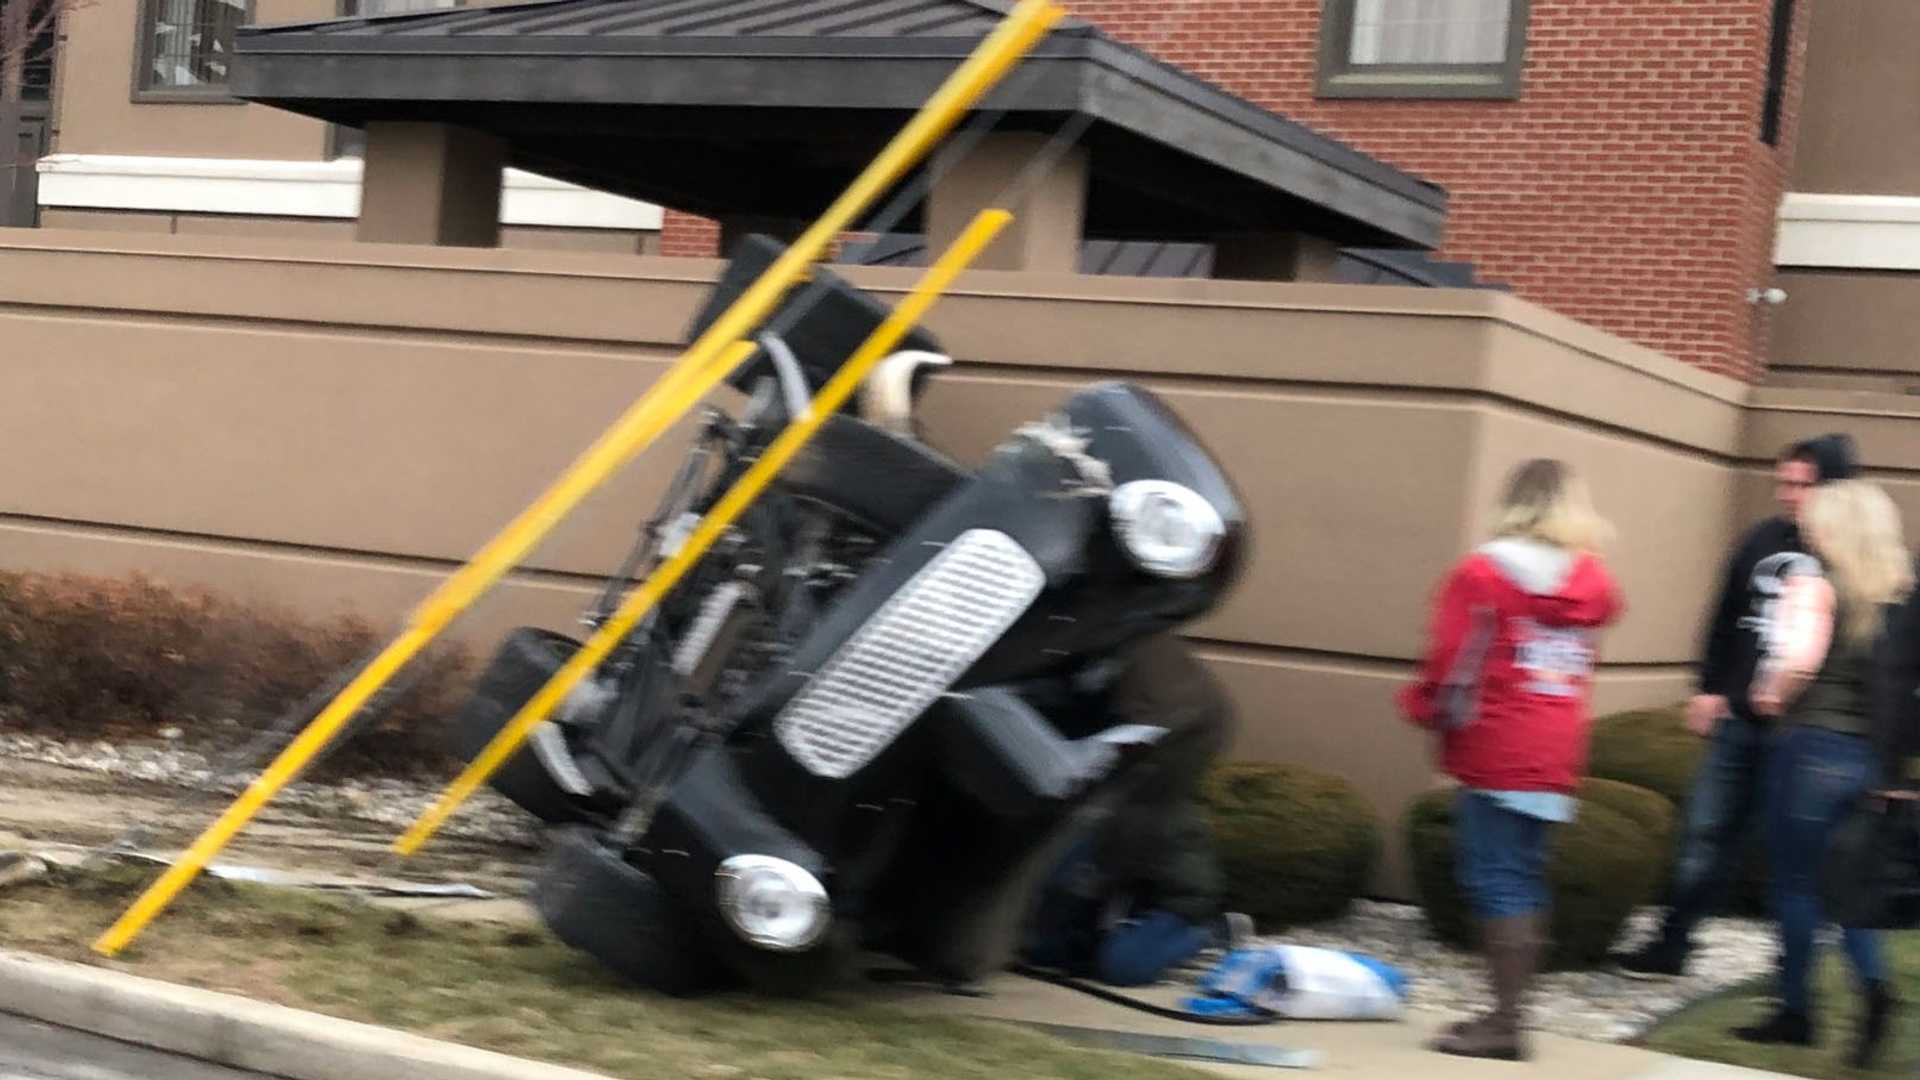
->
[1823,792,1920,930]
[1825,591,1920,930]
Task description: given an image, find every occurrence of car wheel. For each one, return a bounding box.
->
[448,627,600,824]
[532,826,725,995]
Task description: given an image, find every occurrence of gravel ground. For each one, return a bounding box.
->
[3,731,1771,1044]
[1260,900,1776,1043]
[0,731,541,850]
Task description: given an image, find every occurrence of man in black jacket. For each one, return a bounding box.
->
[1615,433,1858,977]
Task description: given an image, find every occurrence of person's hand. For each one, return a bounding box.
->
[1684,694,1729,736]
[1750,687,1783,718]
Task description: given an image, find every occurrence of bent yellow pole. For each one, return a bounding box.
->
[395,210,1013,856]
[93,0,1062,959]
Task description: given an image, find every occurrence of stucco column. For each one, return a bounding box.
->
[926,132,1087,273]
[356,122,505,247]
[1213,232,1343,282]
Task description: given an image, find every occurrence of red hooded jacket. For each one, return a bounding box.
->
[1398,538,1625,794]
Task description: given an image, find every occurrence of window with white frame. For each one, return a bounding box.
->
[135,0,252,99]
[1318,0,1529,100]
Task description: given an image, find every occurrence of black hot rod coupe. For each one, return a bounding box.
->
[450,237,1249,995]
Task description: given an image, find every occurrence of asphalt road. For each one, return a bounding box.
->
[0,1013,274,1080]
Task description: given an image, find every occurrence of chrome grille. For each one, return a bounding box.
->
[774,529,1045,779]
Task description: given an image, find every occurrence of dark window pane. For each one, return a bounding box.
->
[144,0,251,90]
[21,0,57,100]
[344,0,463,13]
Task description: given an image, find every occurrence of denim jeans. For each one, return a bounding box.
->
[1766,725,1885,1014]
[1454,790,1553,920]
[1657,714,1770,953]
[1095,910,1214,987]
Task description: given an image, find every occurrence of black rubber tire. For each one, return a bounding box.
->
[447,627,598,825]
[532,826,724,995]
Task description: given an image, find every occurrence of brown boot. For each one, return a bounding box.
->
[1432,920,1498,1043]
[1430,913,1543,1061]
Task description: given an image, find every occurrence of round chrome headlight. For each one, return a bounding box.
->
[715,855,830,952]
[1108,480,1226,579]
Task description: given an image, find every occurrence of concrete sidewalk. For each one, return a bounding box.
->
[0,950,609,1080]
[892,973,1795,1079]
[0,940,1793,1080]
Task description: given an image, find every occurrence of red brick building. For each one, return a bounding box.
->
[662,0,1808,381]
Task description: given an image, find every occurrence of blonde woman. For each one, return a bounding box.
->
[1400,459,1624,1061]
[1736,479,1913,1068]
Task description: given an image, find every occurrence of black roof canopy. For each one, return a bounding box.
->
[233,0,1446,248]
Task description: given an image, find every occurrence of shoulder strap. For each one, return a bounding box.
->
[1439,605,1498,731]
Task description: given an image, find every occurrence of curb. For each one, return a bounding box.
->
[0,949,613,1080]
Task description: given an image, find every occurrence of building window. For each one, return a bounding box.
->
[18,0,59,102]
[134,0,252,101]
[1317,0,1530,100]
[344,0,463,13]
[328,0,463,156]
[1759,0,1795,146]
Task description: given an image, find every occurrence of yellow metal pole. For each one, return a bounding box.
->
[92,0,1062,958]
[395,209,1012,856]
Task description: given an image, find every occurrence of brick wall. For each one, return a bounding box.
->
[659,210,721,258]
[658,0,1807,378]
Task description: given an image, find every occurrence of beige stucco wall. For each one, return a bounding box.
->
[55,1,336,160]
[1771,270,1920,389]
[1791,0,1920,198]
[0,227,1772,894]
[52,0,531,161]
[3,0,1909,903]
[40,207,660,253]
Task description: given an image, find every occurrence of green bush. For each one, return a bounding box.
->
[1588,706,1703,805]
[1587,705,1769,916]
[1406,778,1677,970]
[1201,763,1380,929]
[0,570,471,779]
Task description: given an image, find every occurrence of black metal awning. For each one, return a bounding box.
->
[232,0,1446,248]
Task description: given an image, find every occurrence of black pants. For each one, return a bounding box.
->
[1657,714,1770,954]
[1091,634,1236,923]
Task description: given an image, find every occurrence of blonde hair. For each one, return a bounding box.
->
[1801,480,1915,645]
[1491,459,1614,553]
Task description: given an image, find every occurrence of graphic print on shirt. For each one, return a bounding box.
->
[1513,618,1596,698]
[1737,551,1824,655]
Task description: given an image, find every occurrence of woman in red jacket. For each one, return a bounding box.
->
[1399,459,1625,1061]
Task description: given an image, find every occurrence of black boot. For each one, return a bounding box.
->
[1853,980,1898,1070]
[1732,1006,1815,1046]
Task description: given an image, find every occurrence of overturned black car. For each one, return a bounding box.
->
[452,238,1250,996]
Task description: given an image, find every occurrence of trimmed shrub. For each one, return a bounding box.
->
[1587,706,1703,806]
[1559,779,1681,960]
[1200,763,1380,929]
[1406,778,1677,970]
[0,570,471,779]
[1586,705,1769,916]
